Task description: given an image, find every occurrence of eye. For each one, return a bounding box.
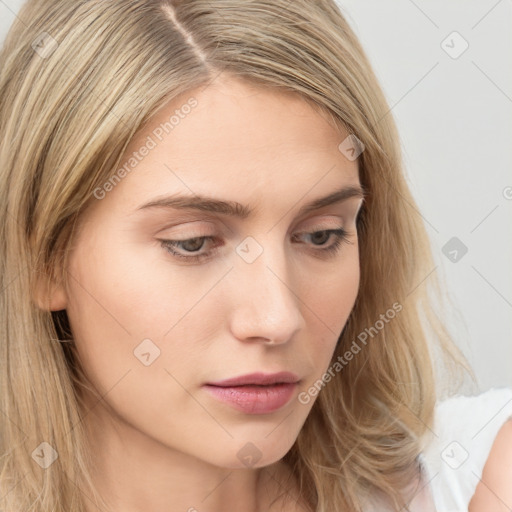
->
[159,236,218,262]
[158,227,354,263]
[291,228,353,257]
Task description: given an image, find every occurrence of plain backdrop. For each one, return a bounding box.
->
[1,0,510,392]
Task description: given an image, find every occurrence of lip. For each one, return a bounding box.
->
[206,371,300,387]
[203,382,298,414]
[203,372,300,414]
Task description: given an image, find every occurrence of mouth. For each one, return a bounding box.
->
[206,371,300,387]
[203,372,300,414]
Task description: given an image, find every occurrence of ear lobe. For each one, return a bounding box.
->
[32,271,68,311]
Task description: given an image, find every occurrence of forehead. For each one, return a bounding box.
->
[87,76,361,223]
[126,75,351,162]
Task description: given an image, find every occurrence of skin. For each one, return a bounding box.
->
[38,76,364,512]
[468,419,512,511]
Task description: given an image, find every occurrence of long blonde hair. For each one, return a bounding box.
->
[0,1,471,510]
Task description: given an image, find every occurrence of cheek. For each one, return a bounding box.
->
[303,249,360,367]
[62,241,213,436]
[62,241,274,467]
[63,232,224,394]
[306,247,360,329]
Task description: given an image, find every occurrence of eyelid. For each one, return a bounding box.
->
[293,214,353,232]
[159,213,351,236]
[155,200,361,232]
[156,219,218,234]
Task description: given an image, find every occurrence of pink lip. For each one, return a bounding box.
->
[203,372,300,414]
[206,371,300,387]
[203,382,298,414]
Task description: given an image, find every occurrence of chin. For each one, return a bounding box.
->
[206,435,296,470]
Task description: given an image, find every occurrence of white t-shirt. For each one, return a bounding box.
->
[364,387,512,512]
[421,386,512,511]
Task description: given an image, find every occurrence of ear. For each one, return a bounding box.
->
[32,270,68,311]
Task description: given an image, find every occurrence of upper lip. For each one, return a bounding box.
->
[206,371,300,387]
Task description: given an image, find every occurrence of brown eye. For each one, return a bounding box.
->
[291,228,353,257]
[159,236,218,262]
[179,237,206,252]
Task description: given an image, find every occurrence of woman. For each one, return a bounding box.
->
[0,1,510,511]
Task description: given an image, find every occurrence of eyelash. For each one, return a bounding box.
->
[159,228,353,263]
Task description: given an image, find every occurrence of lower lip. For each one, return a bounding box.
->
[203,382,298,414]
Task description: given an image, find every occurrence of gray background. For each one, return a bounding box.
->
[1,0,510,391]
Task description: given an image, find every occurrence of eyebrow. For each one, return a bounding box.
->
[135,184,366,219]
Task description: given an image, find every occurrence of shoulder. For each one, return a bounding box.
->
[420,387,512,512]
[468,417,512,511]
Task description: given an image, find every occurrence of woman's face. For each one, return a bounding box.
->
[53,76,364,469]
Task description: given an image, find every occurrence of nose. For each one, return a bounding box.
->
[228,244,305,345]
